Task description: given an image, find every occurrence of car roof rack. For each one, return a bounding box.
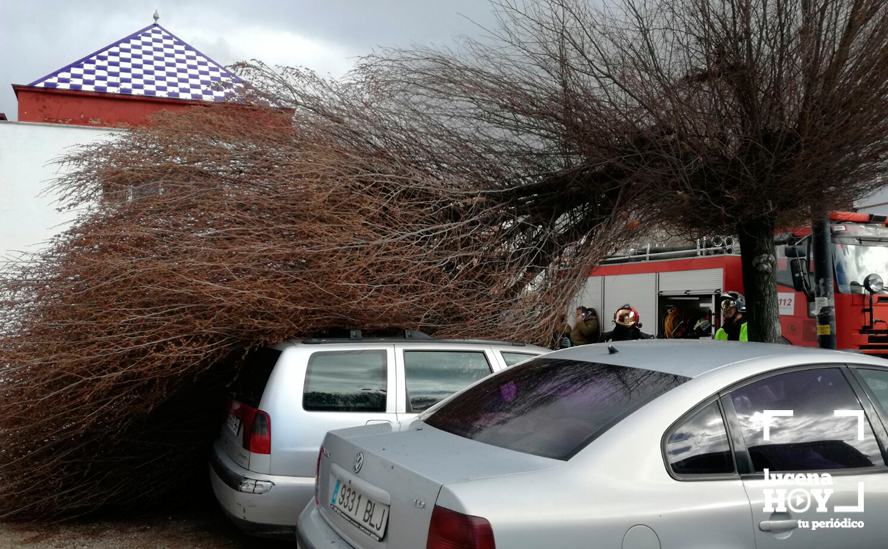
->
[299,329,527,346]
[302,329,435,344]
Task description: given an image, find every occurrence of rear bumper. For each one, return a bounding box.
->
[297,500,354,549]
[209,440,314,538]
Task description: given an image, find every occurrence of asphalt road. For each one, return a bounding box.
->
[0,505,295,549]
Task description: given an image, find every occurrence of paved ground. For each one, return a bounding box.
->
[0,506,294,549]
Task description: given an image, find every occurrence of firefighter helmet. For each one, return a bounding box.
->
[614,304,641,328]
[719,291,747,314]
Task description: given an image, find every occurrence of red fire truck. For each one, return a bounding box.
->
[573,212,888,357]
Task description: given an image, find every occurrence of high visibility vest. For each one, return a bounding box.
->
[715,322,748,341]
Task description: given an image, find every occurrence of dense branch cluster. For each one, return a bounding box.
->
[364,0,888,230]
[356,0,888,341]
[0,76,631,518]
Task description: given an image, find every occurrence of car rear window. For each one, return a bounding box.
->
[231,347,282,408]
[425,358,688,460]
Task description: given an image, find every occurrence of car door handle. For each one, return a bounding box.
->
[366,420,392,425]
[759,519,799,533]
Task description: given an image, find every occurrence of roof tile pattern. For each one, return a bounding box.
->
[29,23,243,102]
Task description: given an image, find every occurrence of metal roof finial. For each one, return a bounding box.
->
[153,10,160,23]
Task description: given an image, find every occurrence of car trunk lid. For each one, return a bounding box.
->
[317,421,558,549]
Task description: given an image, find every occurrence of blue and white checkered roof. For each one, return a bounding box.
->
[28,23,244,102]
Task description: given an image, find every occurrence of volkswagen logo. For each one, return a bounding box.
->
[354,452,364,474]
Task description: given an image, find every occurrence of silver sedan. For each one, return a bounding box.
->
[297,341,888,548]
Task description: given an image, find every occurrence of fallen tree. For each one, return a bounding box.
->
[0,73,636,518]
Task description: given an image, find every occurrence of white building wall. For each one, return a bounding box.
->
[0,121,120,262]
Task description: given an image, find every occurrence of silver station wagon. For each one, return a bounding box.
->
[298,341,888,549]
[209,331,548,537]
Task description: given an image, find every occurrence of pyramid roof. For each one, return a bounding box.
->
[28,22,244,102]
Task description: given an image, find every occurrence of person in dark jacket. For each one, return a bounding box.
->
[602,304,653,341]
[569,306,600,345]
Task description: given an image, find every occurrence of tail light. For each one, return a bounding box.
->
[314,446,324,504]
[427,505,495,549]
[234,404,272,455]
[248,411,271,454]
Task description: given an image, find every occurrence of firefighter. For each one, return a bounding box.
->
[602,304,653,341]
[715,291,748,341]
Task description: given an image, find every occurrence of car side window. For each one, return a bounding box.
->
[665,401,734,477]
[404,351,492,412]
[729,368,884,472]
[501,352,537,367]
[302,350,387,412]
[857,369,888,414]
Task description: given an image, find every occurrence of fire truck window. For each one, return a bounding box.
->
[833,242,888,294]
[776,245,812,290]
[776,257,795,289]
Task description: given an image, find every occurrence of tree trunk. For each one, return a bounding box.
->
[737,216,782,343]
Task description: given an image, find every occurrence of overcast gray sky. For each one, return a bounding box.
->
[0,0,498,121]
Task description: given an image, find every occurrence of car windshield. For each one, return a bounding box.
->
[833,241,888,294]
[424,358,689,460]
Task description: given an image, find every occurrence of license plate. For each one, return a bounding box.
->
[330,477,389,541]
[226,413,240,436]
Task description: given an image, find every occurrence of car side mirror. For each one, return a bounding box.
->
[785,246,813,300]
